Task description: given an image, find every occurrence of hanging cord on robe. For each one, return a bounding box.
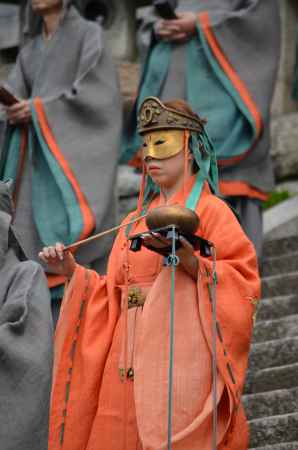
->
[210,245,218,450]
[167,225,179,450]
[121,243,130,450]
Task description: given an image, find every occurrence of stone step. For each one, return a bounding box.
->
[244,363,298,395]
[262,271,298,298]
[256,295,298,321]
[263,236,298,259]
[243,387,298,420]
[261,251,298,277]
[249,412,298,448]
[250,442,298,450]
[253,315,298,342]
[249,337,298,371]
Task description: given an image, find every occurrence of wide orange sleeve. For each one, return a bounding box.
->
[49,265,120,450]
[196,194,260,449]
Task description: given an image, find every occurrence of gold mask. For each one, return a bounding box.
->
[142,129,185,160]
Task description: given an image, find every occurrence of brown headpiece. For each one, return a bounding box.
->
[137,97,204,135]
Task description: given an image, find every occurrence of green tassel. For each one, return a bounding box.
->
[186,131,219,211]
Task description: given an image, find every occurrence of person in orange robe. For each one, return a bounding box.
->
[40,97,260,450]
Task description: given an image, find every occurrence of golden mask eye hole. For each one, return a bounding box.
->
[154,139,166,145]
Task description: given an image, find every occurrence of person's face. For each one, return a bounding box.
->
[145,150,186,190]
[31,0,63,14]
[142,129,193,190]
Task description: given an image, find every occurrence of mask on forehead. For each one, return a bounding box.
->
[142,129,185,160]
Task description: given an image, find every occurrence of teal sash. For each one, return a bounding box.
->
[121,24,257,165]
[187,26,256,161]
[0,105,85,247]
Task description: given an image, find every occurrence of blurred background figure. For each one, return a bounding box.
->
[122,0,280,259]
[0,0,122,315]
[293,22,298,101]
[0,180,53,450]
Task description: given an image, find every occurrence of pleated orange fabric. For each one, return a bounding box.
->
[49,178,260,450]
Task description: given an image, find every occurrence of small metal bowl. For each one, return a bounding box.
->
[146,205,199,235]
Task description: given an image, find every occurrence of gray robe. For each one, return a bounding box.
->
[136,0,280,193]
[0,182,53,450]
[134,0,280,257]
[1,4,122,276]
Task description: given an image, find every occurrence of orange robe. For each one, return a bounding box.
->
[49,180,260,450]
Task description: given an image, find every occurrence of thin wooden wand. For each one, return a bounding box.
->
[63,213,148,252]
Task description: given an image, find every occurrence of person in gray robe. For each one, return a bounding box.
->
[0,0,122,306]
[0,180,53,450]
[294,21,298,100]
[122,0,280,258]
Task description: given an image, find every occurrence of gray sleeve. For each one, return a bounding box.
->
[5,52,29,99]
[137,7,157,61]
[0,53,28,148]
[75,22,104,82]
[0,261,53,450]
[44,22,104,101]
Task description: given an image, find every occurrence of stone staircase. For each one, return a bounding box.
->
[243,235,298,449]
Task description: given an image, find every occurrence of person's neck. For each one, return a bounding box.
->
[161,172,192,203]
[42,7,63,40]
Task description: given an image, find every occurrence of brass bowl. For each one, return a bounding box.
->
[146,205,199,235]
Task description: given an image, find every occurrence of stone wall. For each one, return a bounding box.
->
[272,0,298,118]
[271,0,298,183]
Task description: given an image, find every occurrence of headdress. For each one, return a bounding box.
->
[137,97,204,135]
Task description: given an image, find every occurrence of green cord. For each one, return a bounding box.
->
[167,226,177,450]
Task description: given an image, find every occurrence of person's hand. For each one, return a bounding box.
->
[176,235,195,261]
[142,231,171,251]
[155,11,197,43]
[39,242,76,279]
[5,100,31,125]
[143,232,198,280]
[142,232,194,256]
